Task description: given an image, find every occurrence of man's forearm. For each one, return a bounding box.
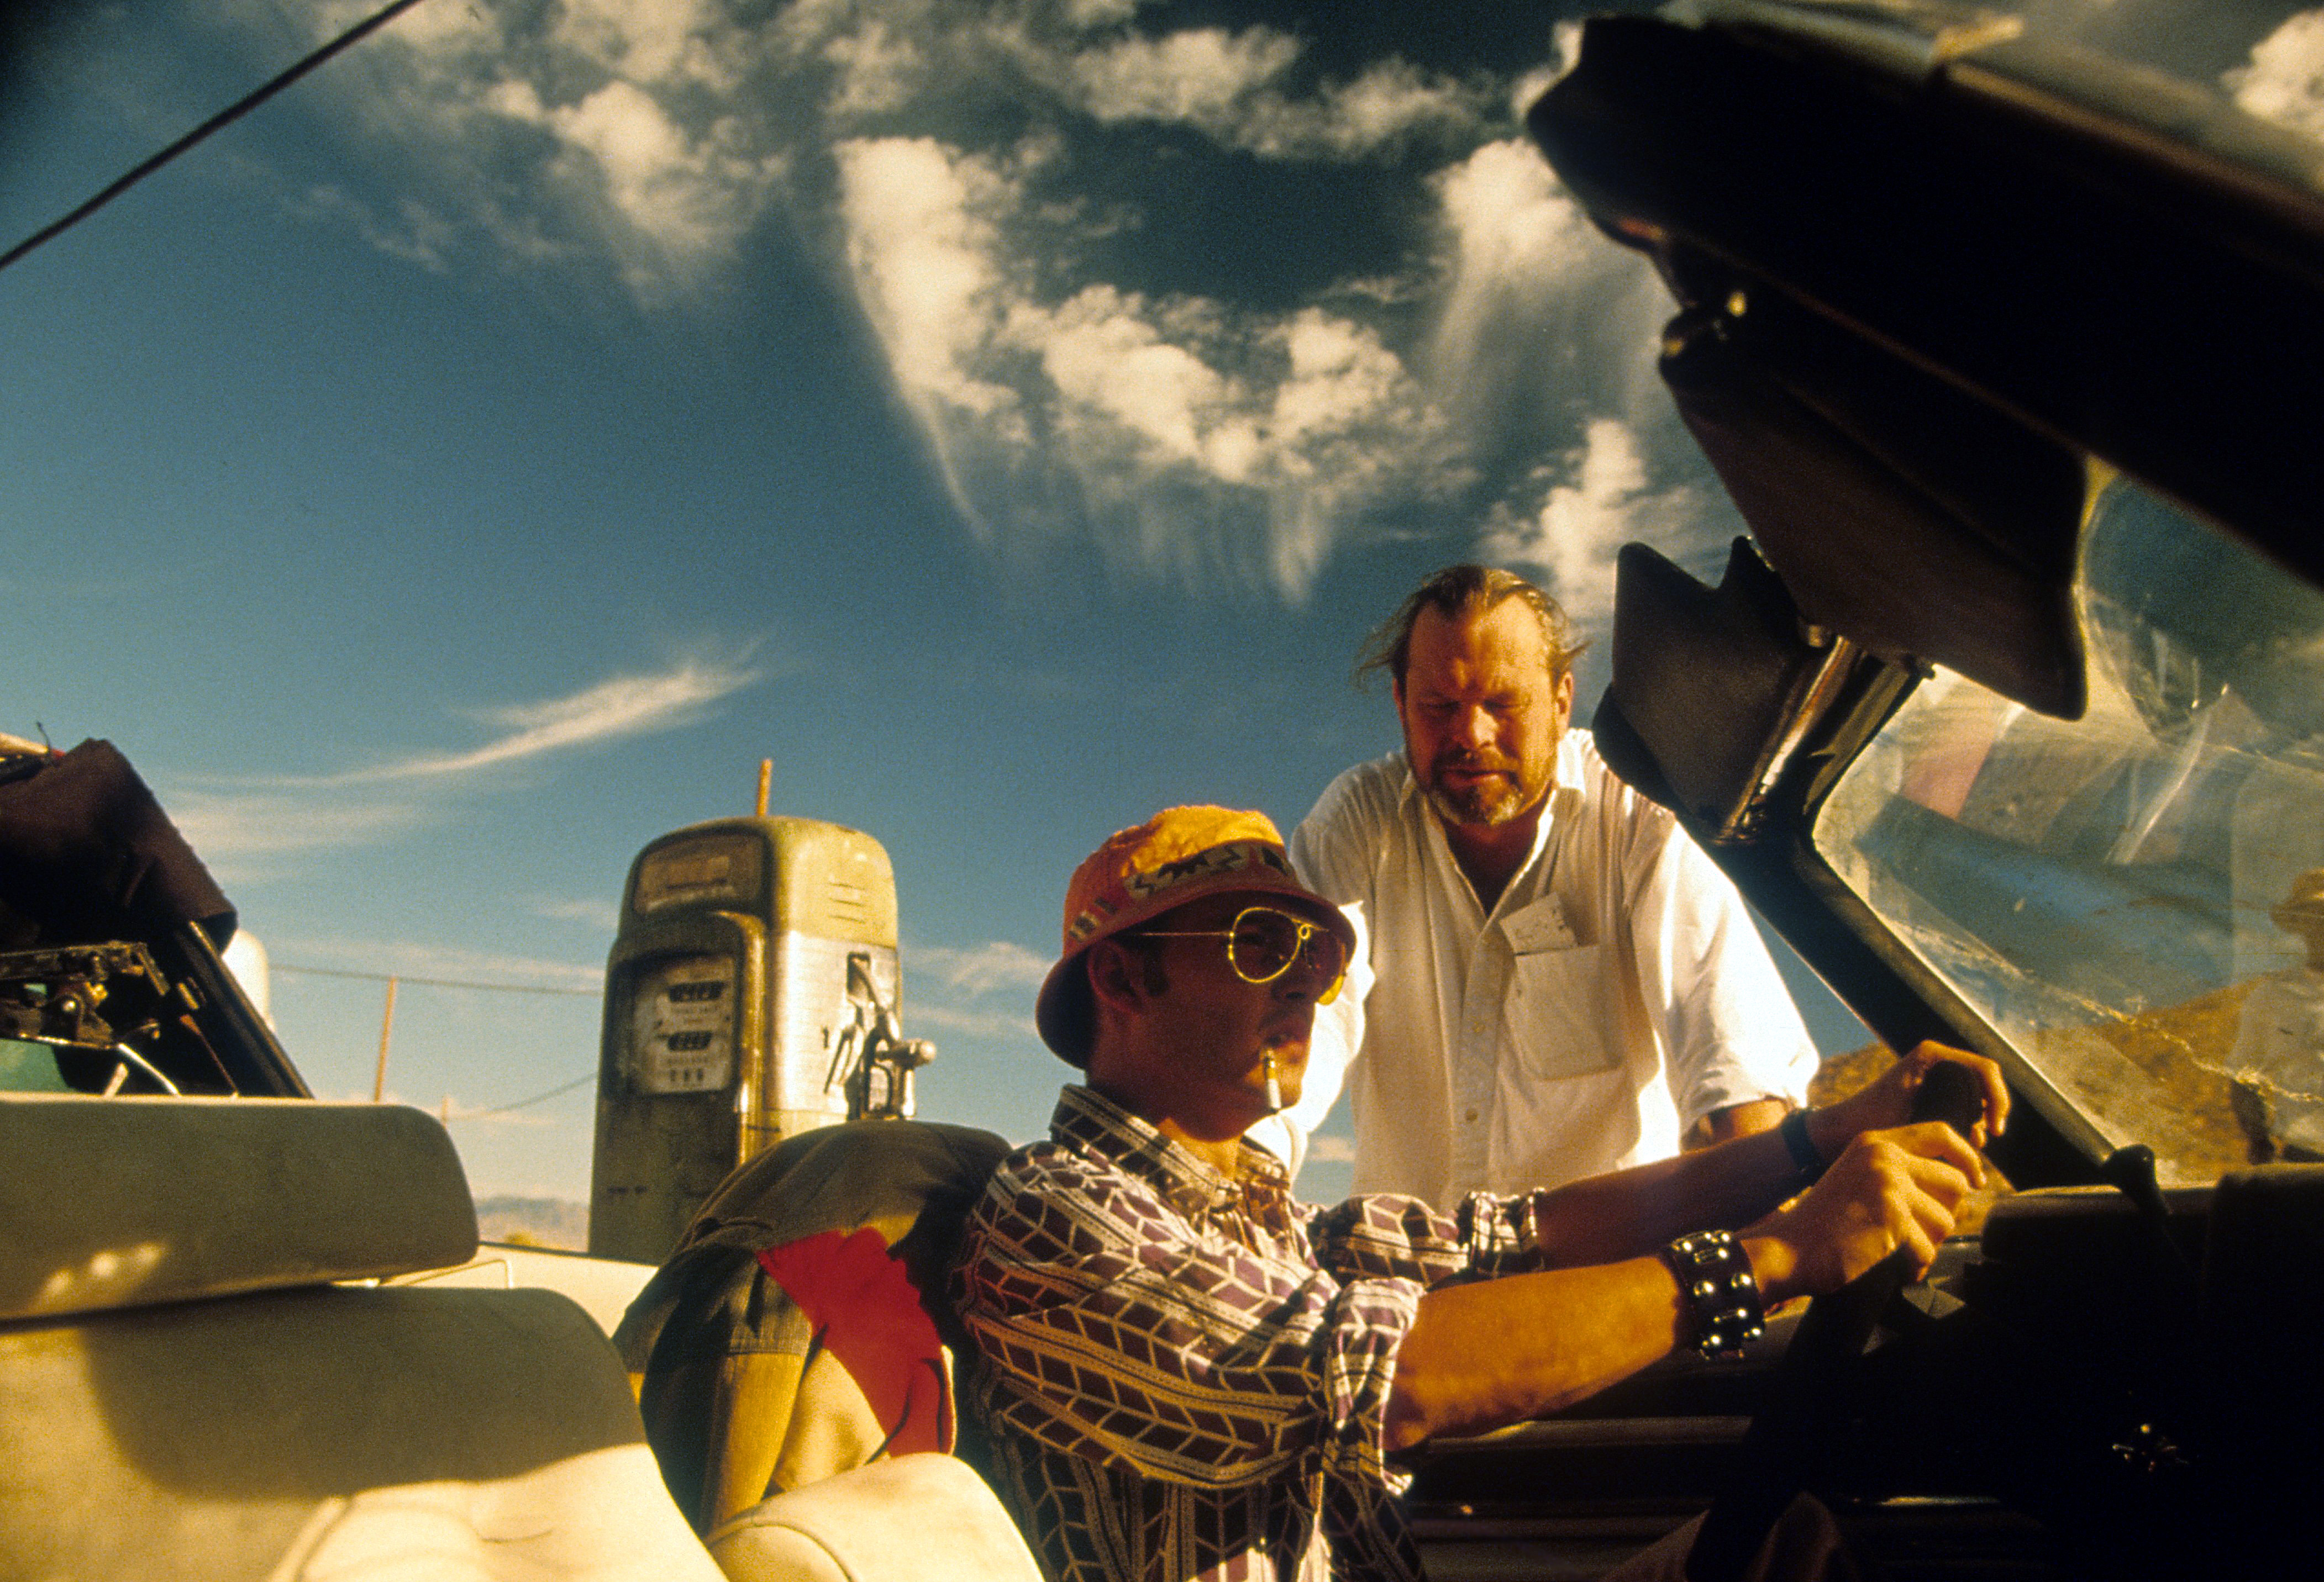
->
[1384,1236,1801,1452]
[1384,1054,2007,1453]
[1527,1121,1810,1267]
[1685,1096,1790,1149]
[1384,1257,1684,1451]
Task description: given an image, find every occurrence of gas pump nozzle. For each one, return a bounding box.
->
[829,951,937,1120]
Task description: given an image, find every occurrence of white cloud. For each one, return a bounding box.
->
[1271,57,1492,160]
[543,82,748,259]
[291,186,462,272]
[166,655,764,878]
[1059,28,1489,159]
[832,128,1465,600]
[259,1,1657,605]
[824,17,927,117]
[912,940,1053,994]
[306,654,765,785]
[167,790,430,870]
[1428,140,1606,404]
[290,0,787,292]
[1273,312,1401,442]
[1307,1135,1356,1164]
[534,897,623,932]
[1256,308,1465,597]
[554,0,728,87]
[834,135,1025,528]
[1066,27,1301,125]
[903,938,1050,1045]
[2227,10,2324,139]
[904,1001,1041,1042]
[1507,22,1582,125]
[1477,418,1696,629]
[1034,288,1234,467]
[1063,0,1143,27]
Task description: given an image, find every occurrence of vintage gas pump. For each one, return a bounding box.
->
[587,814,935,1263]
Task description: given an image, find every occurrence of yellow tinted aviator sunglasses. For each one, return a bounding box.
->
[1135,905,1347,1004]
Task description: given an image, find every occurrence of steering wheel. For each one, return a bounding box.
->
[1684,1061,1989,1582]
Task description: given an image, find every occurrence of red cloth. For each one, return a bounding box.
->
[758,1227,952,1455]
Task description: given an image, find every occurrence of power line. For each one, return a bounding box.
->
[467,1071,597,1117]
[274,962,602,998]
[0,0,433,275]
[271,960,600,1122]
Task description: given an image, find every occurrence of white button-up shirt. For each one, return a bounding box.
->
[1258,731,1816,1203]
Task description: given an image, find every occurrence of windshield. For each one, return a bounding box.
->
[1816,476,2324,1185]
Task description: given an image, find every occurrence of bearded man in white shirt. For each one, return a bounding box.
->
[1256,564,1820,1203]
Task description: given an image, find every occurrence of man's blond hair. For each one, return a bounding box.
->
[1354,565,1589,689]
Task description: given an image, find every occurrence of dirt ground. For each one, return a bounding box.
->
[1798,982,2269,1231]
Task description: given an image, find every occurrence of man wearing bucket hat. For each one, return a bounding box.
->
[955,805,2008,1582]
[2228,866,2324,1161]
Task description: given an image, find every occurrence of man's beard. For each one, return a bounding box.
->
[1420,754,1539,827]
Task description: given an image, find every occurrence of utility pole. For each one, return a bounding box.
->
[372,975,398,1101]
[755,757,772,818]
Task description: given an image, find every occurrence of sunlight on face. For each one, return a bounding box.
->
[1138,894,1320,1113]
[1395,599,1570,829]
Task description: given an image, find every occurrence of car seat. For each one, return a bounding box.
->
[0,1091,724,1582]
[616,1119,1012,1525]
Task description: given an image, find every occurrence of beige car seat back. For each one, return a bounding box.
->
[0,1092,723,1582]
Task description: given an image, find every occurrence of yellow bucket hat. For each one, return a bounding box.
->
[1034,805,1355,1066]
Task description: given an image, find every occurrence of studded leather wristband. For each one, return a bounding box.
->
[1662,1229,1767,1360]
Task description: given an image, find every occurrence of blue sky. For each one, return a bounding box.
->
[7,0,2318,1204]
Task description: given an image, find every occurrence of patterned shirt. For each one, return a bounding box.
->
[953,1085,1556,1582]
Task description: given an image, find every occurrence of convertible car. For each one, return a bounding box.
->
[6,3,2321,1579]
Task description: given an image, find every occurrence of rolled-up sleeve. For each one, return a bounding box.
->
[1629,819,1818,1127]
[1309,1189,1553,1284]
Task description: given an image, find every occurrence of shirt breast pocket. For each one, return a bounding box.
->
[1508,943,1622,1080]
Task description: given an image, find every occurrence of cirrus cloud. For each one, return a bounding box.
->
[1478,417,1700,623]
[165,652,767,878]
[248,0,1675,611]
[1053,26,1490,158]
[912,938,1053,994]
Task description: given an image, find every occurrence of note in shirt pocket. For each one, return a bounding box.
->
[1505,898,1621,1080]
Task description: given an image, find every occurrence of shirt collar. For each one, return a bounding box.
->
[1050,1085,1294,1223]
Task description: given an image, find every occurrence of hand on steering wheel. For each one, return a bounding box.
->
[1687,1054,1996,1582]
[1748,1117,1988,1300]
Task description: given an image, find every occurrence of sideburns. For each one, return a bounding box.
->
[1127,939,1170,996]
